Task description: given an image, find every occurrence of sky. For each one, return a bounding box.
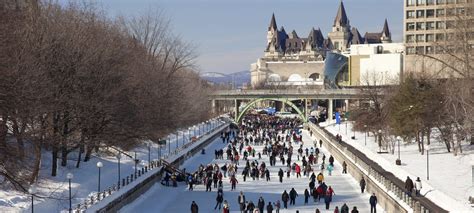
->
[80,0,403,74]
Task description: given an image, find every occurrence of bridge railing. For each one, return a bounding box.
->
[211,88,362,95]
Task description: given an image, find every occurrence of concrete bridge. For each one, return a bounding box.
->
[209,88,368,123]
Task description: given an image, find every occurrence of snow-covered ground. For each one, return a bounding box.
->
[322,121,474,212]
[0,118,226,213]
[121,129,384,213]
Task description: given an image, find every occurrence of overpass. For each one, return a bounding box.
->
[209,88,368,123]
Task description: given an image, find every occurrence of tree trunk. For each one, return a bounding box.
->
[416,131,422,153]
[51,146,58,176]
[426,129,431,145]
[76,135,85,168]
[12,119,25,159]
[84,144,94,162]
[61,112,70,167]
[30,140,42,184]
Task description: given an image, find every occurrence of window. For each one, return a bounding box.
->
[446,0,455,4]
[416,22,426,30]
[456,8,465,15]
[406,35,415,43]
[446,8,456,16]
[417,0,426,5]
[426,46,434,54]
[436,0,445,4]
[426,22,435,30]
[436,9,445,17]
[407,47,416,54]
[416,46,425,54]
[436,33,445,41]
[426,34,435,42]
[436,21,445,29]
[427,0,435,4]
[407,10,416,19]
[416,34,425,42]
[426,9,435,17]
[407,0,416,6]
[417,10,425,18]
[407,23,416,31]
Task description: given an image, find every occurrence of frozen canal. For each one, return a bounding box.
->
[120,129,383,213]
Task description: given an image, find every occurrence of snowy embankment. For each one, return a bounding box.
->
[0,117,228,213]
[322,121,474,212]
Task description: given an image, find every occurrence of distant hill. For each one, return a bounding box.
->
[201,71,250,87]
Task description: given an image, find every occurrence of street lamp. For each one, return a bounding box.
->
[426,144,430,180]
[134,151,138,178]
[378,129,382,152]
[28,184,37,213]
[147,142,151,164]
[116,153,121,189]
[364,125,367,146]
[96,162,103,192]
[396,136,402,165]
[66,173,73,213]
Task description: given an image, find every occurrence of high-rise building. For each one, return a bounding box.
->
[403,0,473,75]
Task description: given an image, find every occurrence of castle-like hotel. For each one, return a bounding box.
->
[251,1,393,87]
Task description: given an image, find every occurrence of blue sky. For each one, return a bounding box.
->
[85,0,403,74]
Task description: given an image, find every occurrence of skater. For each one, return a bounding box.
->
[359,177,366,193]
[319,139,322,147]
[223,200,230,213]
[324,193,331,210]
[191,201,199,213]
[230,175,238,190]
[304,189,310,204]
[327,164,333,176]
[215,191,224,210]
[274,200,281,213]
[405,176,414,196]
[265,168,270,181]
[266,202,273,213]
[238,191,246,212]
[257,197,265,213]
[351,206,359,213]
[415,177,422,196]
[278,168,284,183]
[341,203,349,213]
[289,188,298,205]
[281,190,289,209]
[342,161,347,174]
[369,193,377,213]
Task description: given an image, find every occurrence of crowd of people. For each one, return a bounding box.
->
[185,114,377,213]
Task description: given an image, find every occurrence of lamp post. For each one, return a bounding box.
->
[426,144,430,180]
[96,162,103,192]
[396,136,402,165]
[28,184,37,213]
[378,129,382,152]
[134,151,138,178]
[147,142,151,164]
[66,173,73,213]
[176,132,179,149]
[364,125,367,146]
[116,153,121,189]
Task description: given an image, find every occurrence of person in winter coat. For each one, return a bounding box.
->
[295,164,301,178]
[252,209,260,213]
[257,196,265,213]
[223,200,230,213]
[342,161,347,174]
[351,206,359,213]
[359,177,366,193]
[309,180,315,192]
[315,208,321,213]
[329,155,334,166]
[369,193,377,213]
[278,168,284,183]
[304,189,310,204]
[405,176,414,196]
[317,172,324,184]
[191,201,199,213]
[281,190,289,209]
[289,188,298,205]
[274,200,281,213]
[340,203,349,213]
[415,177,422,196]
[324,193,331,209]
[327,164,333,176]
[327,186,335,202]
[334,206,339,213]
[266,202,273,213]
[238,191,246,212]
[230,175,238,190]
[215,192,224,210]
[265,168,270,181]
[247,201,255,212]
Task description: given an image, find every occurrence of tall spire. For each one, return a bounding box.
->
[333,1,349,27]
[268,13,278,31]
[382,18,391,37]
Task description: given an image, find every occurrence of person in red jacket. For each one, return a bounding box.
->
[295,164,301,178]
[230,175,238,190]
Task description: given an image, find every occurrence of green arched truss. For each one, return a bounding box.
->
[236,98,307,123]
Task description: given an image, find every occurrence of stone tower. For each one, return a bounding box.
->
[381,19,392,43]
[328,1,351,52]
[267,13,278,45]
